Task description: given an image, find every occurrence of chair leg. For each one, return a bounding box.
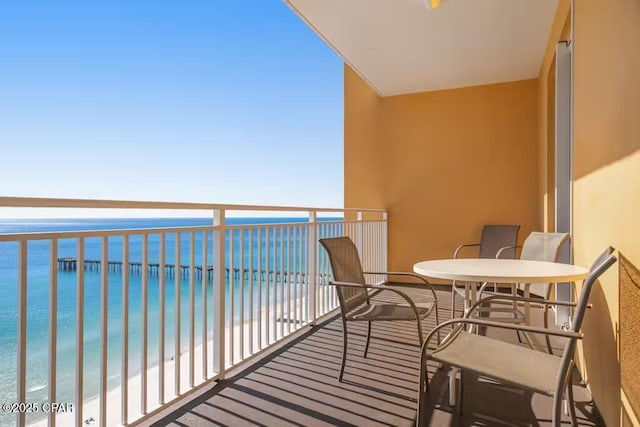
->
[363,321,372,358]
[566,367,578,426]
[477,297,488,336]
[416,318,424,347]
[512,283,523,343]
[451,283,457,321]
[457,369,464,416]
[435,307,441,345]
[552,391,563,427]
[544,304,554,354]
[417,352,430,427]
[339,319,348,382]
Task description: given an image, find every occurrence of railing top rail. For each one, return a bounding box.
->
[0,225,218,242]
[0,196,386,213]
[0,217,387,241]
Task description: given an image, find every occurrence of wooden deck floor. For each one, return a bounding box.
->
[148,286,605,427]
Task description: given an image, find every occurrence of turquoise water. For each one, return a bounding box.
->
[0,217,333,426]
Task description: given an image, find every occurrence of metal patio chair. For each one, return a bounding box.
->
[319,236,440,382]
[476,231,570,353]
[417,247,616,427]
[451,225,520,319]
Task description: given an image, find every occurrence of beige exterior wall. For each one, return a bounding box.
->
[344,68,539,271]
[539,1,640,425]
[572,1,640,425]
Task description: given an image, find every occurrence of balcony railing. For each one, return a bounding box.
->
[0,197,386,427]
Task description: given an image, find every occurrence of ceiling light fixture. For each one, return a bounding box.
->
[427,0,442,10]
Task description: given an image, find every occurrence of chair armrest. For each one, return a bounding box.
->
[362,271,439,305]
[495,245,521,259]
[453,243,481,259]
[363,271,430,284]
[330,281,423,321]
[423,317,583,354]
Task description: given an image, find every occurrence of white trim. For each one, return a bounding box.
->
[282,0,384,96]
[555,39,573,327]
[0,196,381,213]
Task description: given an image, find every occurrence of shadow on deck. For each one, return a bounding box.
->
[148,286,605,427]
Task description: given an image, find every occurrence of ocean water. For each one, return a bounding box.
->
[0,217,336,426]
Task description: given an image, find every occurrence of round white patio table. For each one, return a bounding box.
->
[413,258,589,284]
[413,258,589,405]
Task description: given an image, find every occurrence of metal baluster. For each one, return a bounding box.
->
[159,233,166,404]
[212,210,225,377]
[249,228,254,354]
[299,225,304,325]
[201,230,208,380]
[239,228,245,360]
[99,237,108,426]
[76,238,85,426]
[141,234,148,414]
[280,226,285,338]
[308,213,317,323]
[49,240,58,427]
[265,228,270,344]
[286,226,291,334]
[17,241,27,427]
[257,228,262,350]
[293,225,299,330]
[229,230,234,365]
[189,232,195,388]
[272,227,277,341]
[331,223,337,307]
[122,235,129,425]
[316,224,322,316]
[323,224,329,315]
[174,233,181,395]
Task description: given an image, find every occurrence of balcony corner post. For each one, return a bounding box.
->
[356,211,364,257]
[382,212,388,272]
[213,209,226,378]
[308,211,317,325]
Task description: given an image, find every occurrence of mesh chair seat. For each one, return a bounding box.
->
[431,331,561,396]
[347,301,435,321]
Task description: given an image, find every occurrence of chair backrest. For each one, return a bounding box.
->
[589,246,615,270]
[571,247,615,332]
[556,248,616,389]
[520,232,570,262]
[319,237,368,316]
[478,225,521,259]
[519,232,570,297]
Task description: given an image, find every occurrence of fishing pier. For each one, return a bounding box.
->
[57,257,315,283]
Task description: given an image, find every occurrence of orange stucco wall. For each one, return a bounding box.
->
[344,68,539,272]
[344,2,639,424]
[344,65,384,212]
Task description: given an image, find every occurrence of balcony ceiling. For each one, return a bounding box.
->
[285,0,559,96]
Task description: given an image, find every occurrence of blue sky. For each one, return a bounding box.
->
[0,1,343,217]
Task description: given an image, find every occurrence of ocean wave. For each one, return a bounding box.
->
[28,384,47,393]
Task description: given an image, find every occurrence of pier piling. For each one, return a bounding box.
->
[56,258,317,284]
